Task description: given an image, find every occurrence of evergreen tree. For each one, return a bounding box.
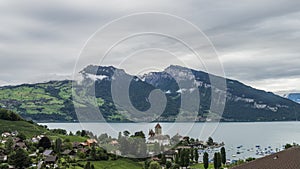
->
[194,149,199,163]
[184,149,190,167]
[179,149,185,167]
[217,152,222,169]
[190,148,194,162]
[38,137,51,149]
[54,138,62,154]
[118,132,122,141]
[213,152,218,169]
[8,148,30,168]
[203,152,209,169]
[81,130,87,137]
[221,147,226,165]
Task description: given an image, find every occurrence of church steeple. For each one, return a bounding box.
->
[148,129,155,137]
[155,123,162,135]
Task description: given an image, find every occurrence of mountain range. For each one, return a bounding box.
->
[0,65,300,122]
[286,93,300,104]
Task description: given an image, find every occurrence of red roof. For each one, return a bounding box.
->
[231,147,300,169]
[155,123,162,129]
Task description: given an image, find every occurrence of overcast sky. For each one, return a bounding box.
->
[1,0,300,94]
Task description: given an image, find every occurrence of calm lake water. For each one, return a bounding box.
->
[40,122,300,161]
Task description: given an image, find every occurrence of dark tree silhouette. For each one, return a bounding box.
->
[38,137,51,149]
[203,152,209,169]
[221,147,226,165]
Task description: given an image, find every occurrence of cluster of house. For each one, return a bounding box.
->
[146,123,225,162]
[1,131,28,163]
[0,130,98,168]
[38,138,98,168]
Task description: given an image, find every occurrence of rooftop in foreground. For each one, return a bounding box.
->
[231,147,300,169]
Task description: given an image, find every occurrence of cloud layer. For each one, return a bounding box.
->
[0,0,300,93]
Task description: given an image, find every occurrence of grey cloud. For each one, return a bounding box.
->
[0,0,300,93]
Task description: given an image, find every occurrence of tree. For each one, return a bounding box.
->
[0,163,9,169]
[217,152,222,169]
[54,138,62,154]
[76,130,81,136]
[161,154,166,165]
[38,137,51,149]
[149,161,161,169]
[194,149,199,163]
[84,161,91,169]
[144,160,152,169]
[285,143,293,149]
[221,147,226,165]
[190,148,194,162]
[203,152,209,169]
[166,161,172,169]
[123,130,130,137]
[175,153,179,164]
[179,149,189,167]
[81,130,87,137]
[134,131,145,138]
[8,148,31,168]
[207,137,214,146]
[77,151,86,159]
[184,149,190,167]
[172,164,180,169]
[213,153,218,169]
[214,152,222,169]
[4,137,13,154]
[118,132,122,141]
[90,145,97,160]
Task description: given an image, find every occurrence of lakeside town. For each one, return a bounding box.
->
[1,114,299,169]
[0,121,227,169]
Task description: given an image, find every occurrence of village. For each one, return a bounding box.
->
[0,123,226,169]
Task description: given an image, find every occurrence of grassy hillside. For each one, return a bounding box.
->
[0,119,86,142]
[0,119,47,138]
[0,80,75,121]
[0,109,86,142]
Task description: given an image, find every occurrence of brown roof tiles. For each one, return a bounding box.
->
[231,147,300,169]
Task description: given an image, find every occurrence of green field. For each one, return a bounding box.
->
[0,119,86,142]
[0,119,47,138]
[67,159,143,169]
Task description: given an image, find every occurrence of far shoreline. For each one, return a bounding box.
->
[38,120,300,124]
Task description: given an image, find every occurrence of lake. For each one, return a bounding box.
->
[40,122,300,161]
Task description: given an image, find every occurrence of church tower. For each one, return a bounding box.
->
[155,123,162,135]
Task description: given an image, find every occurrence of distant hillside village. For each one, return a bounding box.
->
[1,119,299,169]
[0,122,229,169]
